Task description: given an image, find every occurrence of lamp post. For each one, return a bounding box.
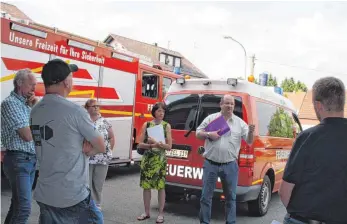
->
[224,36,247,80]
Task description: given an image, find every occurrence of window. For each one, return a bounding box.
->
[159,54,166,63]
[175,57,181,68]
[167,55,174,66]
[256,101,296,138]
[159,53,181,68]
[164,94,243,131]
[196,94,243,127]
[142,72,158,98]
[162,77,172,97]
[164,94,200,130]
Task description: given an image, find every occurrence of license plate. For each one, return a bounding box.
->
[166,149,189,158]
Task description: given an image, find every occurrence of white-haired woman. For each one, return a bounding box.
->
[85,98,115,210]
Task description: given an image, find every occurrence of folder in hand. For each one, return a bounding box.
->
[204,115,230,136]
[147,124,166,143]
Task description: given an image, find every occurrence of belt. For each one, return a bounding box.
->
[206,158,232,166]
[288,213,326,224]
[6,150,35,156]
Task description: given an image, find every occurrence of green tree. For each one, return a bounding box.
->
[254,73,307,92]
[267,74,278,87]
[295,81,308,92]
[268,108,294,138]
[281,77,307,92]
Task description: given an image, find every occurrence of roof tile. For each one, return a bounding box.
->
[299,90,347,120]
[1,2,32,21]
[104,34,207,78]
[284,92,306,112]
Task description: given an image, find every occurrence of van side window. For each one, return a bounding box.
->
[142,72,158,99]
[256,102,295,138]
[162,77,172,97]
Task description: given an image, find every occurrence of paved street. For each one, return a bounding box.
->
[1,165,286,224]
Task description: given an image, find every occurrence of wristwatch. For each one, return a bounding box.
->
[206,132,210,139]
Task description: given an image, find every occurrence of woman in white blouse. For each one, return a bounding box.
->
[85,99,115,210]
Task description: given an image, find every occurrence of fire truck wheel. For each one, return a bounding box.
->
[248,175,272,216]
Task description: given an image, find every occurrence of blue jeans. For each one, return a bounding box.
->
[37,192,104,224]
[3,150,37,224]
[199,160,239,224]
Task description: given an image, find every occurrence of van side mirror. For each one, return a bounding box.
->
[292,126,297,138]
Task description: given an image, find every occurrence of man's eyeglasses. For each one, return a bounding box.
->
[87,105,100,109]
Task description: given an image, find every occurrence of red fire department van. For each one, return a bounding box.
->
[0,14,181,168]
[163,77,302,216]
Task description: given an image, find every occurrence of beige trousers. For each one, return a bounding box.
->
[89,164,108,207]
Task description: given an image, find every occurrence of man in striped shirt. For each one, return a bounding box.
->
[1,68,38,224]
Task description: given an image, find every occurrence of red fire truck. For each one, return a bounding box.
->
[0,14,181,168]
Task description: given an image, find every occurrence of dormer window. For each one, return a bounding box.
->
[174,57,181,67]
[159,53,181,68]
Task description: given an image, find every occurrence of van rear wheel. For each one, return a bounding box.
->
[248,175,272,216]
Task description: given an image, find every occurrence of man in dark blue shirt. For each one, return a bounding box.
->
[279,76,347,224]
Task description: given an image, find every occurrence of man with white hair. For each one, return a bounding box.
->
[279,76,347,224]
[1,68,38,223]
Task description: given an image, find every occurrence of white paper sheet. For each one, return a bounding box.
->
[147,124,165,143]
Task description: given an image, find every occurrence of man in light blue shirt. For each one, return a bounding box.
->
[196,94,255,224]
[1,68,38,224]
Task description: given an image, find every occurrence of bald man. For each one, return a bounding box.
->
[196,94,255,224]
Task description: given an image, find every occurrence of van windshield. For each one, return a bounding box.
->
[164,93,243,131]
[164,94,200,131]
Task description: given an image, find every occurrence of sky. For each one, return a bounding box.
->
[4,0,347,89]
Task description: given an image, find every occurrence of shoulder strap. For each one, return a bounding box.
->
[162,121,168,138]
[144,121,151,139]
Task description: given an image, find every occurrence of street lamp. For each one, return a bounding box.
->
[224,36,247,80]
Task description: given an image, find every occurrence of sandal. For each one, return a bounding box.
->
[137,213,150,221]
[156,216,164,223]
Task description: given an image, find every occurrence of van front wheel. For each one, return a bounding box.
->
[248,175,272,216]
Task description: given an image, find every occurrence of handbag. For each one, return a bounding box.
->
[136,122,150,155]
[136,147,145,155]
